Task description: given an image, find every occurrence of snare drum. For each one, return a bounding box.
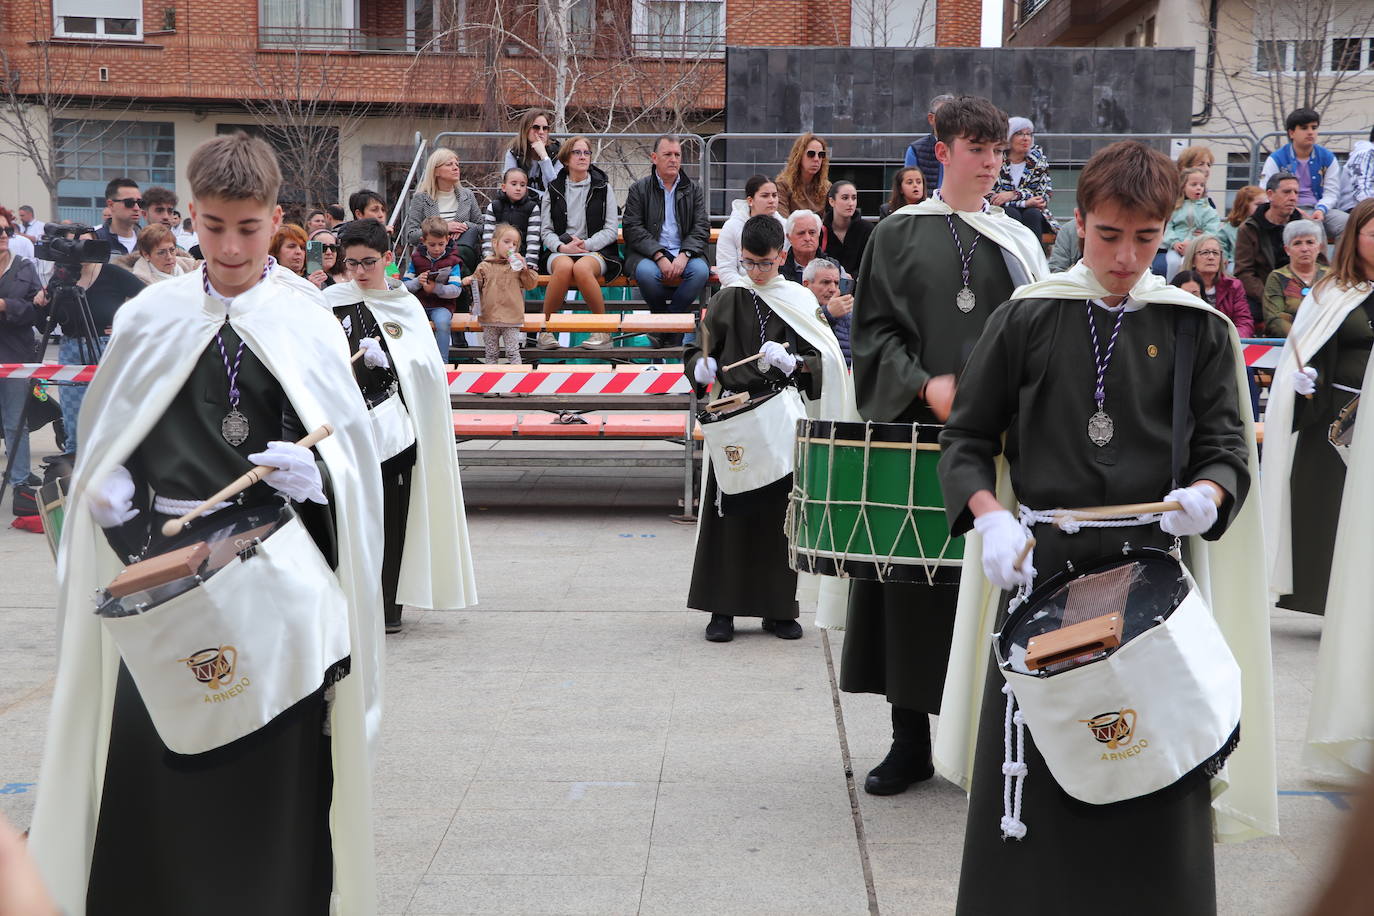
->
[38,471,70,560]
[698,385,808,495]
[786,419,962,585]
[366,386,416,462]
[97,502,351,755]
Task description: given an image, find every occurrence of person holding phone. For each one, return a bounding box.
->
[307,227,343,289]
[802,257,853,365]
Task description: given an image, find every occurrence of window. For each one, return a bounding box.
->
[1142,16,1155,47]
[633,0,724,57]
[540,0,597,56]
[53,119,175,223]
[1256,38,1321,72]
[259,0,351,48]
[53,0,142,40]
[1331,37,1369,71]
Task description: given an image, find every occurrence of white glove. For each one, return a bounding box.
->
[1292,366,1317,396]
[692,356,719,386]
[88,465,139,528]
[359,336,390,370]
[974,509,1035,591]
[1160,484,1218,537]
[247,442,328,505]
[760,340,800,374]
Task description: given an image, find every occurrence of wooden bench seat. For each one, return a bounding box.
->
[448,313,696,334]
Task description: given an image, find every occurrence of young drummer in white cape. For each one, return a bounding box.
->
[326,218,477,634]
[29,133,386,915]
[936,141,1276,913]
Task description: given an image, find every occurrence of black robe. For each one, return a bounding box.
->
[840,212,1014,712]
[684,285,823,619]
[87,324,336,915]
[938,298,1249,915]
[1281,294,1372,614]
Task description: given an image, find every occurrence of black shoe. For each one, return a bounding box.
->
[864,706,935,796]
[11,485,37,517]
[385,618,403,634]
[22,473,41,488]
[762,618,803,639]
[704,613,734,642]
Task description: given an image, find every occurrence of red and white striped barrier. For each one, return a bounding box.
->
[0,363,97,382]
[446,368,690,396]
[1242,344,1282,370]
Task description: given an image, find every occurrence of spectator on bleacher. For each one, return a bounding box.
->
[775,133,831,217]
[1158,167,1221,278]
[1262,220,1329,337]
[904,94,954,194]
[481,168,543,266]
[327,204,346,227]
[1260,107,1348,241]
[820,180,873,277]
[1169,269,1206,298]
[95,177,142,257]
[0,211,42,506]
[803,257,852,365]
[623,135,711,335]
[879,167,925,220]
[538,136,620,351]
[269,223,310,278]
[175,216,199,253]
[780,209,822,283]
[306,209,329,233]
[1176,146,1216,203]
[1236,172,1313,319]
[1218,185,1263,264]
[1047,224,1081,272]
[504,109,562,200]
[402,149,482,273]
[989,117,1058,238]
[1341,126,1374,210]
[129,224,195,284]
[463,223,538,365]
[308,227,345,288]
[1180,235,1252,337]
[16,205,44,242]
[404,216,465,359]
[350,189,388,223]
[717,174,787,287]
[142,186,179,232]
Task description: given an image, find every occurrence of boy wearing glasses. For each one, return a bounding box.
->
[840,96,1048,798]
[95,177,143,257]
[328,218,476,636]
[683,215,855,643]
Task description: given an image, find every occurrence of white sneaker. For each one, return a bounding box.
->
[580,332,612,349]
[536,331,558,350]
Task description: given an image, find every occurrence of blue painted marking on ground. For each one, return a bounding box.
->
[618,533,658,538]
[0,783,35,795]
[1278,789,1352,810]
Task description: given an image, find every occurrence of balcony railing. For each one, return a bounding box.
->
[630,33,725,59]
[257,26,723,59]
[1017,0,1049,23]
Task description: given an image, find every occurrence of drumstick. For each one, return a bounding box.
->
[160,424,334,537]
[1291,340,1314,400]
[722,341,789,373]
[350,337,378,363]
[1015,537,1036,569]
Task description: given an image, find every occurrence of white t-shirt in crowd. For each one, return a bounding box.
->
[116,232,136,254]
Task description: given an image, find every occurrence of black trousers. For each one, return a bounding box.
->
[381,449,415,626]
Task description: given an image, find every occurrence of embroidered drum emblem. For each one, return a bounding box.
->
[382,321,403,339]
[723,445,744,466]
[1081,708,1136,750]
[178,646,238,690]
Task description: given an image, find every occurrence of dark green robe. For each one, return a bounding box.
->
[938,297,1249,915]
[1281,293,1372,614]
[841,212,1014,712]
[88,325,336,915]
[684,285,823,619]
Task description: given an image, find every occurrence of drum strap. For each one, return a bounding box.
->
[1171,311,1199,490]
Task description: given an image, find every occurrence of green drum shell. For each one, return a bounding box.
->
[787,419,963,584]
[39,476,67,560]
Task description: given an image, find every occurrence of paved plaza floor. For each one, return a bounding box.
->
[0,438,1352,914]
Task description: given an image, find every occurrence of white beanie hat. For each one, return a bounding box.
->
[1008,117,1034,140]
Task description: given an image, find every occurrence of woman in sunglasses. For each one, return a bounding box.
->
[504,109,562,200]
[775,132,831,217]
[309,227,346,288]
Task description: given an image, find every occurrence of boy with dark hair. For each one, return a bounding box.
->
[142,186,179,230]
[349,189,387,223]
[683,215,855,643]
[327,217,476,635]
[30,132,387,913]
[403,216,465,359]
[481,167,543,265]
[841,94,1048,797]
[936,139,1275,912]
[96,176,142,256]
[1260,106,1347,240]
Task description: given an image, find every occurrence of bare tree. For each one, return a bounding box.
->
[0,7,135,216]
[851,0,936,46]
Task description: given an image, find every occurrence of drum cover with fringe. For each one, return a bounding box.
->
[701,387,807,495]
[997,562,1242,805]
[100,514,350,755]
[369,390,417,462]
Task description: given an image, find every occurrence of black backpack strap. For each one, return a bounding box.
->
[1172,309,1201,488]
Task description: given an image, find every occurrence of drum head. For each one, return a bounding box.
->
[997,549,1188,676]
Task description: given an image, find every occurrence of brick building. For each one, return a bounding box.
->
[0,0,895,219]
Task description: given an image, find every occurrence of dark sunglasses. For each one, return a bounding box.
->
[805,150,827,159]
[113,197,144,208]
[531,124,550,132]
[319,243,341,254]
[0,225,13,237]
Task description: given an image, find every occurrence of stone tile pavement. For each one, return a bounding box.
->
[0,447,1352,914]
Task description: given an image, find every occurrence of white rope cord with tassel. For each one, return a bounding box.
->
[1000,681,1029,840]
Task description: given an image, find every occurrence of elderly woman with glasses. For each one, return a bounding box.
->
[988,117,1059,238]
[775,133,831,217]
[1181,234,1253,336]
[129,224,197,284]
[1262,220,1329,337]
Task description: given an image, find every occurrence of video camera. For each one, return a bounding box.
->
[36,224,110,266]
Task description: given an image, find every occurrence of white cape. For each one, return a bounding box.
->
[326,280,477,610]
[704,274,859,628]
[894,196,1050,288]
[29,268,386,914]
[1268,280,1374,781]
[934,261,1279,843]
